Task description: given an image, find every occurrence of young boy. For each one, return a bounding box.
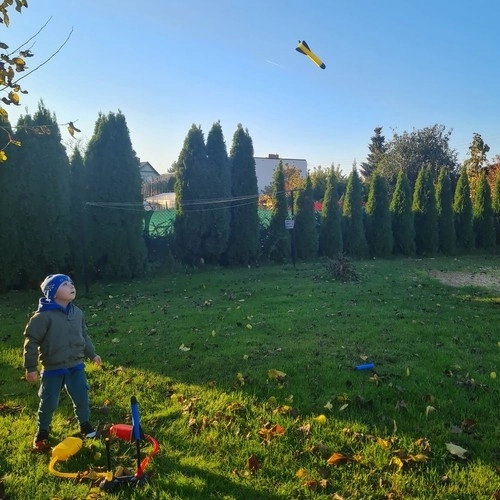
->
[23,274,102,451]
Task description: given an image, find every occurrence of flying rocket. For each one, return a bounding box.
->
[296,40,326,69]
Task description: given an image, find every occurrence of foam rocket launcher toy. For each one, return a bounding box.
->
[48,396,159,490]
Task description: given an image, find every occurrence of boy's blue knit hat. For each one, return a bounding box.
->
[40,274,72,301]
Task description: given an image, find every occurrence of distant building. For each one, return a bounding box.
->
[254,154,307,193]
[139,161,160,183]
[145,192,176,209]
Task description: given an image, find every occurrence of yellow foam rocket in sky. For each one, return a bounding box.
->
[296,40,326,69]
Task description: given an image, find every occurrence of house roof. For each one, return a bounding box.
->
[139,161,160,176]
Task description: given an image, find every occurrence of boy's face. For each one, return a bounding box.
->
[54,280,76,302]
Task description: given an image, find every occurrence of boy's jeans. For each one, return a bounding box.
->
[37,368,90,431]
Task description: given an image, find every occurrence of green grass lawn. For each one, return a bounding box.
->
[1,256,499,499]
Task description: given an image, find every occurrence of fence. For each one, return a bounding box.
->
[144,208,275,238]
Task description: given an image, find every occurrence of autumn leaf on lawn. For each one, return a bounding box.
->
[295,467,308,478]
[247,454,260,473]
[236,372,246,386]
[304,480,319,491]
[377,437,390,449]
[296,423,311,436]
[268,369,286,381]
[389,455,404,471]
[327,452,350,466]
[461,418,476,433]
[273,405,294,416]
[179,344,191,351]
[446,442,468,459]
[258,423,286,443]
[313,414,327,425]
[414,437,432,452]
[324,401,333,411]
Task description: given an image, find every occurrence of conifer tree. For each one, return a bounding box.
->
[85,111,146,279]
[203,121,231,263]
[390,169,415,255]
[226,124,259,265]
[412,166,438,255]
[0,120,19,290]
[174,124,208,264]
[464,132,490,201]
[365,172,392,257]
[294,175,318,260]
[453,167,475,251]
[360,126,386,182]
[319,169,342,257]
[69,148,86,279]
[342,169,368,257]
[435,167,455,254]
[493,176,500,248]
[473,171,495,250]
[5,102,71,287]
[265,161,290,262]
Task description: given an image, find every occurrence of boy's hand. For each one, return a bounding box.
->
[26,371,38,384]
[93,355,102,366]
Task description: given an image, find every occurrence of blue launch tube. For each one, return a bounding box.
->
[131,396,142,442]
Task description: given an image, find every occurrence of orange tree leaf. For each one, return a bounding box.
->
[326,452,349,466]
[271,423,286,436]
[304,480,318,491]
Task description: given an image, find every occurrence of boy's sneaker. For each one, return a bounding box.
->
[80,421,97,438]
[32,430,50,452]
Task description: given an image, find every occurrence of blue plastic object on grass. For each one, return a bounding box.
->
[354,363,375,370]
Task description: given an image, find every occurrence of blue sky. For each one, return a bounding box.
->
[4,0,500,175]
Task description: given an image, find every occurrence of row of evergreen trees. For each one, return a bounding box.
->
[1,105,499,292]
[264,162,500,263]
[0,103,146,290]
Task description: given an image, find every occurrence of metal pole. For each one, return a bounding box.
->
[290,190,296,268]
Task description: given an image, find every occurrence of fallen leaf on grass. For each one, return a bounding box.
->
[377,437,391,449]
[461,418,476,433]
[446,442,468,459]
[326,452,350,466]
[268,369,286,381]
[258,423,286,443]
[247,454,260,473]
[295,467,308,478]
[296,423,311,436]
[414,437,432,452]
[313,414,327,424]
[179,344,191,351]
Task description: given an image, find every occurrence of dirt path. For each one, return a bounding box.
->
[429,270,500,291]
